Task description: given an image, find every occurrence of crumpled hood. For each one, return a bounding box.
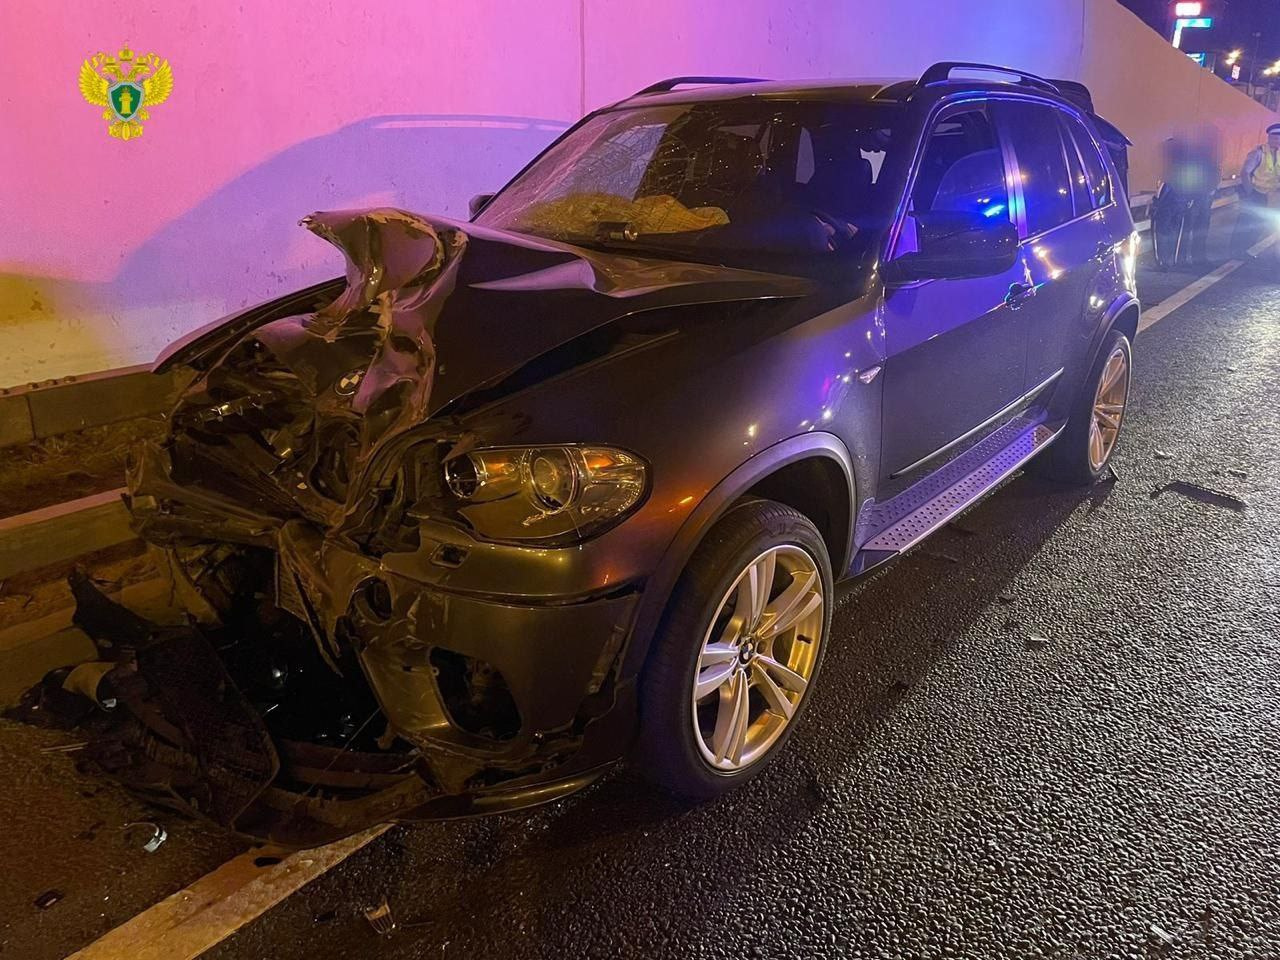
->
[139,207,814,541]
[159,207,814,416]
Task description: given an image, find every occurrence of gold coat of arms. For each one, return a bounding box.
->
[79,46,174,140]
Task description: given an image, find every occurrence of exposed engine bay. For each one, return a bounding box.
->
[8,207,811,845]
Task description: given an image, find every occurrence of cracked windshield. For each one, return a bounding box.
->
[476,99,900,269]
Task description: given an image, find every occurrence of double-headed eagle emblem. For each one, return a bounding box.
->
[79,46,173,140]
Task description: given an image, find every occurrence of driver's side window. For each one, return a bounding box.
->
[896,108,1011,255]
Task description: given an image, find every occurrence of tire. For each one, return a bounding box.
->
[1030,329,1132,485]
[635,499,833,800]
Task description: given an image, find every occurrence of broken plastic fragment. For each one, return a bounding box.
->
[1151,481,1246,512]
[61,661,117,710]
[1149,922,1177,949]
[122,821,168,853]
[364,894,396,936]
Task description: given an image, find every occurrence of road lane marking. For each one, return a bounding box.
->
[65,824,392,960]
[1138,234,1277,334]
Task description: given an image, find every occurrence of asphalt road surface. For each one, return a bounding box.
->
[3,208,1278,960]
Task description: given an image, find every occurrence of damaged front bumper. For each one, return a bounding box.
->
[43,208,667,845]
[64,517,641,845]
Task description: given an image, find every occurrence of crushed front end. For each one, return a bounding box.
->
[70,209,646,845]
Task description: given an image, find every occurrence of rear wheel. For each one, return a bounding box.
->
[1031,329,1132,485]
[636,500,832,799]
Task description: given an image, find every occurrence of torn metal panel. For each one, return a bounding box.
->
[51,206,806,841]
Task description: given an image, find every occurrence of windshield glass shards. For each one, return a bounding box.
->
[477,98,904,273]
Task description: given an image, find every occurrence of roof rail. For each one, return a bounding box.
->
[918,62,1061,95]
[633,76,768,96]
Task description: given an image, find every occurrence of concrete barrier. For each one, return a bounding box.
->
[4,0,1274,390]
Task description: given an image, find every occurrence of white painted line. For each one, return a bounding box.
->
[1138,234,1277,334]
[66,824,393,960]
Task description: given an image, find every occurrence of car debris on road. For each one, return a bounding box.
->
[1151,480,1247,511]
[122,821,168,853]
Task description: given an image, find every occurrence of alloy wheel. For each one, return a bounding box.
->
[1088,345,1130,471]
[691,544,825,772]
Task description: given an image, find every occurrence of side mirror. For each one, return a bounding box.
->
[884,211,1019,283]
[468,193,496,219]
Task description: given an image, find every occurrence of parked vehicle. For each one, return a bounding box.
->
[70,63,1139,844]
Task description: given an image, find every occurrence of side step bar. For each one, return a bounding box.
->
[852,417,1061,572]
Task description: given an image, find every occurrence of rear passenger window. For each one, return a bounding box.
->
[995,101,1075,236]
[1060,116,1093,216]
[1060,112,1112,209]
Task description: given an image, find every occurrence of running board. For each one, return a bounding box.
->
[854,416,1061,568]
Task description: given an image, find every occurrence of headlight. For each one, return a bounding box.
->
[442,445,647,543]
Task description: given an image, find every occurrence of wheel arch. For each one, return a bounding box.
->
[1109,298,1140,346]
[620,433,856,680]
[1070,294,1138,407]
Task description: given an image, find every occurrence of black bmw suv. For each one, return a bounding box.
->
[70,63,1139,844]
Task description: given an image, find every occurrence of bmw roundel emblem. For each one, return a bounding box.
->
[335,369,364,397]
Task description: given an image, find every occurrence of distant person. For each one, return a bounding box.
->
[1230,122,1280,259]
[1154,134,1219,268]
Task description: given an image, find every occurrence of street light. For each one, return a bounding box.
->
[1174,1,1202,15]
[1225,49,1242,65]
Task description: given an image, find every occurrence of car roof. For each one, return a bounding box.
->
[610,66,1089,113]
[612,78,914,108]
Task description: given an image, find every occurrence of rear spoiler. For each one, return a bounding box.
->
[1052,78,1132,197]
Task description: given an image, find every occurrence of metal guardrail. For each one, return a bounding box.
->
[0,364,189,449]
[0,488,134,580]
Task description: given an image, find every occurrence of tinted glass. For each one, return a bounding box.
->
[1061,115,1093,216]
[911,109,1009,220]
[996,101,1075,236]
[477,99,902,273]
[1060,112,1112,208]
[893,108,1010,258]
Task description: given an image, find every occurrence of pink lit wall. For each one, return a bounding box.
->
[1,0,1274,386]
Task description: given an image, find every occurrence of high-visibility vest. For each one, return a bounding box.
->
[1251,147,1280,194]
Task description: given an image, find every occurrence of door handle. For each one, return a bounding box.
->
[1005,281,1035,309]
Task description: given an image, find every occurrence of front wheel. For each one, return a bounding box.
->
[636,499,832,800]
[1031,329,1132,485]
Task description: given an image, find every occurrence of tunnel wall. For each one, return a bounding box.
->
[1,0,1274,386]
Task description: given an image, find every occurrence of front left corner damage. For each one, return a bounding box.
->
[25,209,645,844]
